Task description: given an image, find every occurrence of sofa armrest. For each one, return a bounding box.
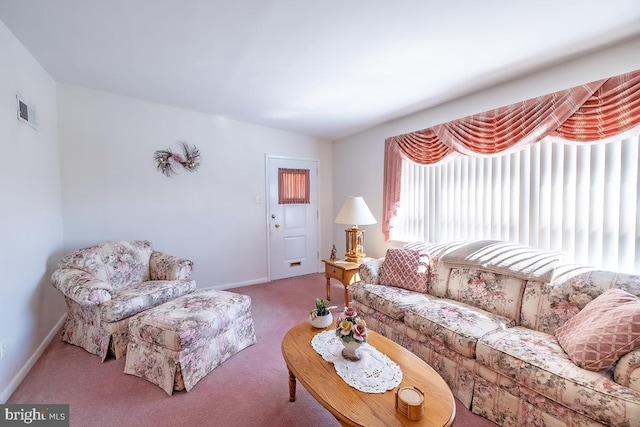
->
[149,251,194,280]
[51,268,112,305]
[614,348,640,392]
[359,258,385,285]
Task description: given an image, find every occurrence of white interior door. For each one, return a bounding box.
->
[267,156,319,280]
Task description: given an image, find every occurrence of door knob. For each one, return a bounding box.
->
[275,224,280,228]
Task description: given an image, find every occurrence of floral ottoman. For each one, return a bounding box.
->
[123,289,257,395]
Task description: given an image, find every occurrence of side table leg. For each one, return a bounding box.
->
[288,369,297,402]
[344,284,349,308]
[326,276,331,301]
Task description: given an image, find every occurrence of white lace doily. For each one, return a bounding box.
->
[311,330,403,393]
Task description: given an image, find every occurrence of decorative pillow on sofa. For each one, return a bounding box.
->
[555,288,640,371]
[378,248,429,293]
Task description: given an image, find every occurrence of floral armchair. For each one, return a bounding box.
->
[51,240,196,361]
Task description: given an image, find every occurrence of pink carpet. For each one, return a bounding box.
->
[8,273,497,426]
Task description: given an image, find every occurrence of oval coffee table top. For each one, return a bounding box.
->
[282,322,456,427]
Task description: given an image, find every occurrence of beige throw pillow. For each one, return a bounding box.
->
[555,288,640,371]
[379,248,429,293]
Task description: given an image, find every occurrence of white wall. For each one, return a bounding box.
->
[57,85,332,288]
[332,36,640,260]
[0,21,63,401]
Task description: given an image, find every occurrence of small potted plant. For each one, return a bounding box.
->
[309,298,336,328]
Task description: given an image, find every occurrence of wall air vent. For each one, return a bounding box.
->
[16,95,37,129]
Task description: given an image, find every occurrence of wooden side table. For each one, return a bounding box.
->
[321,259,363,307]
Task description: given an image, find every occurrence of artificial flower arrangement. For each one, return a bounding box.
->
[336,306,368,344]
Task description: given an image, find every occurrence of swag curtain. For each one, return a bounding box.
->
[383,70,640,240]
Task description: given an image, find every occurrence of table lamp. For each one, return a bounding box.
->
[334,196,377,262]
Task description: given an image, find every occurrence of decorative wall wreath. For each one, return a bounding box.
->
[154,141,202,177]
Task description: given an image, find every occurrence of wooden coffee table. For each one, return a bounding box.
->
[281,322,456,427]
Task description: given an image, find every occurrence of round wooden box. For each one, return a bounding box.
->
[395,386,424,421]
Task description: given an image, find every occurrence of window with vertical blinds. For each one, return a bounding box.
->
[391,135,640,274]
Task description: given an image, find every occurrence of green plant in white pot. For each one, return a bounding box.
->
[309,298,336,328]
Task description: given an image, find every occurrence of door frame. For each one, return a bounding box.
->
[265,154,321,281]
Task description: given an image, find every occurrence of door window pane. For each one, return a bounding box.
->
[278,168,310,204]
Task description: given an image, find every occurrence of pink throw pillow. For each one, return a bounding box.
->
[379,248,429,293]
[555,288,640,371]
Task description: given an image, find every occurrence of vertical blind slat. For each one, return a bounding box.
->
[603,142,621,269]
[529,143,540,248]
[491,157,501,238]
[454,158,460,238]
[588,145,605,266]
[562,145,577,259]
[520,149,530,245]
[509,152,520,243]
[500,156,510,240]
[483,158,491,238]
[619,138,638,272]
[635,137,640,273]
[574,147,591,264]
[461,157,469,239]
[550,143,564,251]
[538,143,550,249]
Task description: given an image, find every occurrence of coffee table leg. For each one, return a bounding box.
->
[325,276,331,301]
[288,369,297,402]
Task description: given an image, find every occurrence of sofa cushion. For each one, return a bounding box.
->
[472,375,630,427]
[59,240,153,289]
[441,240,563,282]
[520,267,640,335]
[447,268,525,323]
[379,248,429,293]
[423,242,455,297]
[614,348,640,390]
[128,289,253,351]
[348,282,433,321]
[476,327,640,426]
[100,279,196,322]
[358,258,385,285]
[405,299,514,359]
[428,258,452,298]
[555,288,640,371]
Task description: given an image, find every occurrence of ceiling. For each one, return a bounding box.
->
[1,1,640,140]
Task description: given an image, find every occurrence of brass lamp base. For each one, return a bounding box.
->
[344,226,366,263]
[345,254,366,263]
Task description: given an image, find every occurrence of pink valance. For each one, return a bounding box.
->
[383,69,640,240]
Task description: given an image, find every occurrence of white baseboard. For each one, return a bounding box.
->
[0,314,66,403]
[202,277,270,291]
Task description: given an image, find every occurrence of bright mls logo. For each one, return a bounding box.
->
[0,404,69,426]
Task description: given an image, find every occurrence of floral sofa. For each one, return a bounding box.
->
[349,240,640,427]
[51,240,196,361]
